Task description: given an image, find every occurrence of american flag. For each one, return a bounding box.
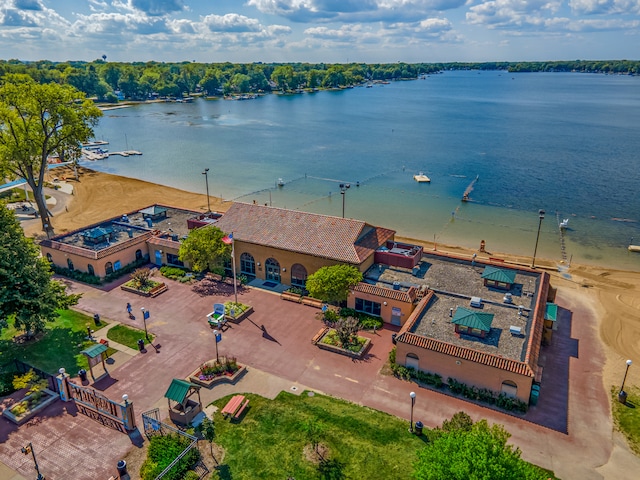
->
[222,233,233,245]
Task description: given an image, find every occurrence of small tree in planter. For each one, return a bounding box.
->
[335,316,360,347]
[130,267,154,290]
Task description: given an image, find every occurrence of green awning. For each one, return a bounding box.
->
[81,343,108,359]
[545,303,558,322]
[164,379,193,404]
[452,307,494,332]
[481,266,517,284]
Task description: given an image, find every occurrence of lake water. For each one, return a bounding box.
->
[87,70,640,271]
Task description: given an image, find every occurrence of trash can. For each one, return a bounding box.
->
[93,313,101,326]
[391,333,397,345]
[116,459,128,476]
[137,339,145,351]
[414,421,424,435]
[78,369,87,382]
[618,390,628,404]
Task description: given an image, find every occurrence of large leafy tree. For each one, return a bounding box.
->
[305,264,363,304]
[178,225,230,272]
[0,204,80,337]
[414,414,549,480]
[0,74,102,237]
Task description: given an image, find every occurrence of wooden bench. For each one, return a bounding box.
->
[312,327,329,344]
[301,296,324,308]
[281,291,302,303]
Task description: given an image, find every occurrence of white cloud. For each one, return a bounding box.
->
[14,0,43,10]
[130,0,185,16]
[202,13,262,33]
[568,0,640,15]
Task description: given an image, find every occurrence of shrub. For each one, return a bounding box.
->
[0,370,18,396]
[51,265,101,284]
[211,266,226,277]
[160,266,187,279]
[103,256,150,283]
[323,309,339,324]
[140,433,200,480]
[358,315,383,330]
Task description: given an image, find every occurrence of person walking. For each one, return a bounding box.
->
[126,302,133,318]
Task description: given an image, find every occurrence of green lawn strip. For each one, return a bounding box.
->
[612,386,640,455]
[106,324,155,349]
[211,391,425,480]
[0,309,108,374]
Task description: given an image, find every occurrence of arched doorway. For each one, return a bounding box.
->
[501,380,518,398]
[46,253,53,262]
[265,258,280,283]
[67,258,74,271]
[290,263,307,288]
[135,249,143,261]
[240,252,256,277]
[105,262,114,275]
[87,264,95,276]
[405,353,419,370]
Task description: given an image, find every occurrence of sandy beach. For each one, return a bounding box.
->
[20,166,640,453]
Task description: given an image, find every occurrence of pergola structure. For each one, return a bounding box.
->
[164,379,202,425]
[80,343,109,381]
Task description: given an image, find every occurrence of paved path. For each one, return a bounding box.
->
[0,277,637,479]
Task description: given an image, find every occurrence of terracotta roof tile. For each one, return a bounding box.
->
[352,283,417,303]
[214,203,395,264]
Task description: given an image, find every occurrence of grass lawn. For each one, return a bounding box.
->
[0,309,107,374]
[612,386,640,455]
[107,324,154,349]
[211,391,425,479]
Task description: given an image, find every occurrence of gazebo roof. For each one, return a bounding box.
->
[481,265,517,284]
[81,343,108,359]
[164,378,197,404]
[452,307,494,332]
[139,205,168,216]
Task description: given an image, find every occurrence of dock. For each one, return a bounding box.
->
[556,212,569,264]
[110,151,142,157]
[461,175,479,201]
[81,150,142,161]
[413,173,431,183]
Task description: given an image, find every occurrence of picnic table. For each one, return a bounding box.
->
[221,394,249,419]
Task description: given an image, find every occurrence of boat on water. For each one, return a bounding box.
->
[413,173,431,183]
[559,218,570,229]
[629,245,640,253]
[277,178,285,187]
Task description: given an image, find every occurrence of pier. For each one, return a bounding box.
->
[461,174,479,201]
[556,211,569,264]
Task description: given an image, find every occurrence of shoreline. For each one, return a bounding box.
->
[20,166,640,389]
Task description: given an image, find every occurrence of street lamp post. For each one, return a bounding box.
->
[140,307,150,342]
[21,442,44,480]
[202,168,211,213]
[409,391,416,433]
[531,209,545,268]
[339,183,350,218]
[213,329,220,363]
[619,359,633,403]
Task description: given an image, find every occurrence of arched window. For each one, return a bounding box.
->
[291,263,308,288]
[265,258,280,283]
[105,262,114,275]
[135,249,143,261]
[501,380,518,398]
[240,253,256,276]
[87,264,95,276]
[46,253,53,262]
[405,353,419,370]
[67,258,74,271]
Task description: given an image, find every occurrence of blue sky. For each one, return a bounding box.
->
[0,0,638,63]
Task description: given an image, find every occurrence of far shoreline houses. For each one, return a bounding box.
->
[40,203,554,407]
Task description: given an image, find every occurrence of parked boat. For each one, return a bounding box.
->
[413,173,431,183]
[559,218,569,229]
[277,178,285,187]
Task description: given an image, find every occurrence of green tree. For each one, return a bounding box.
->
[335,316,359,347]
[414,417,549,480]
[0,75,102,237]
[197,416,218,464]
[178,226,230,273]
[0,204,80,336]
[305,264,363,304]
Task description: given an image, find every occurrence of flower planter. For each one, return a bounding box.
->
[226,306,253,324]
[120,282,167,297]
[315,330,371,359]
[2,388,58,425]
[188,364,247,388]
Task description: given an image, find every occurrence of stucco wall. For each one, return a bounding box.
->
[395,340,533,403]
[347,290,414,325]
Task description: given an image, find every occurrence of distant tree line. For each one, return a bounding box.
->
[0,59,637,101]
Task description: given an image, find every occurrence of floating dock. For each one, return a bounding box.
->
[413,173,431,183]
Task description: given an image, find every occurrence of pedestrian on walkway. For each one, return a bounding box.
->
[126,302,133,318]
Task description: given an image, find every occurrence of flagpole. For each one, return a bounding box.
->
[231,232,238,305]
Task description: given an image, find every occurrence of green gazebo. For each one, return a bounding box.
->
[481,266,517,290]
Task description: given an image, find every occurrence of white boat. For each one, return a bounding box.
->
[559,218,569,229]
[277,178,285,187]
[413,173,431,183]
